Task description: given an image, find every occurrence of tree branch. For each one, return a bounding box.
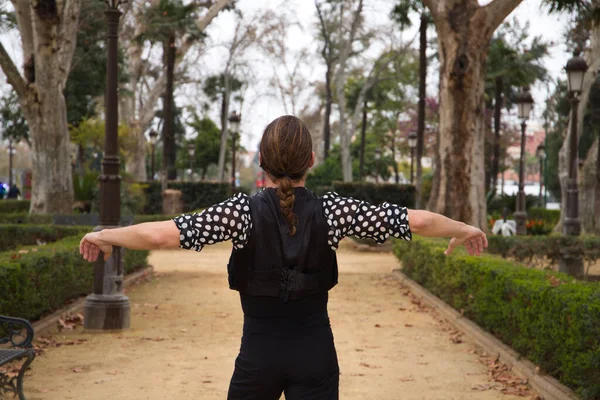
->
[480,0,524,31]
[11,0,34,59]
[0,42,27,98]
[57,0,83,85]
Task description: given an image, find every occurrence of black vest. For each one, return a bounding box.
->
[227,187,338,302]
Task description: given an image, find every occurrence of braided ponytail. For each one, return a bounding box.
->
[259,115,313,236]
[277,176,298,235]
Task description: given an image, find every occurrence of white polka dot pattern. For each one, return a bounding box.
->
[322,192,411,251]
[173,192,252,252]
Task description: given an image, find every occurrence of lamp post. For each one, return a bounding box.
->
[149,130,158,180]
[408,132,417,184]
[560,51,587,277]
[374,148,381,183]
[188,142,195,181]
[514,88,534,235]
[536,144,546,207]
[7,140,15,187]
[148,129,158,180]
[228,111,241,190]
[84,0,129,331]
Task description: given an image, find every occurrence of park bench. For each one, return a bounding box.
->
[0,316,35,400]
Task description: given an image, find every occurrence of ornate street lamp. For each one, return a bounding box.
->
[7,141,16,187]
[149,130,158,180]
[408,132,417,184]
[374,148,381,184]
[514,88,534,235]
[84,0,129,331]
[560,51,588,277]
[228,111,241,190]
[188,142,195,181]
[536,144,546,207]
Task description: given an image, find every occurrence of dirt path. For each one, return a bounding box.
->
[24,241,531,400]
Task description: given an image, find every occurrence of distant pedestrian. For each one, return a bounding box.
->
[7,184,20,199]
[0,183,5,199]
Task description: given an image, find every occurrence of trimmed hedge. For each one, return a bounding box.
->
[528,207,561,225]
[0,200,30,214]
[393,237,600,398]
[487,235,600,270]
[0,213,54,224]
[0,225,89,252]
[313,182,416,208]
[140,181,233,214]
[0,236,149,321]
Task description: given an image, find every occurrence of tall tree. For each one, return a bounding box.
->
[119,0,233,181]
[391,0,432,207]
[422,0,523,229]
[315,0,340,161]
[0,0,82,213]
[138,0,206,180]
[484,19,549,194]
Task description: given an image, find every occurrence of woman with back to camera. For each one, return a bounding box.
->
[80,115,487,400]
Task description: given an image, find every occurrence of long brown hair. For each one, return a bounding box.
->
[259,116,313,236]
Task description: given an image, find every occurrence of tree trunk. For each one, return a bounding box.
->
[0,0,82,214]
[359,101,367,179]
[423,0,522,229]
[392,136,399,184]
[555,24,600,232]
[162,37,177,180]
[491,75,503,193]
[217,73,231,181]
[336,68,353,182]
[416,13,427,208]
[580,139,598,233]
[323,64,333,160]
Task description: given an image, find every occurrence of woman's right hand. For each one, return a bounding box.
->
[444,225,487,256]
[79,232,113,262]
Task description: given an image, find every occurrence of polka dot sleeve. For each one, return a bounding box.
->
[172,193,252,252]
[322,192,411,251]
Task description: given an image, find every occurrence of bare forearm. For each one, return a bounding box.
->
[97,221,180,250]
[408,209,468,238]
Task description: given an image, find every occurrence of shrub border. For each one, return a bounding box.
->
[392,269,578,400]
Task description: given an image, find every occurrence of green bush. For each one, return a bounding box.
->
[0,200,30,213]
[0,225,89,252]
[140,181,232,214]
[393,238,600,398]
[0,236,149,321]
[133,214,180,223]
[487,193,538,214]
[487,235,600,271]
[0,213,54,224]
[320,181,416,208]
[528,207,561,225]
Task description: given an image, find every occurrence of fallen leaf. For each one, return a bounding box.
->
[472,384,493,391]
[202,380,212,384]
[359,362,381,369]
[398,377,414,382]
[404,324,413,328]
[38,388,50,393]
[73,367,85,373]
[374,324,381,328]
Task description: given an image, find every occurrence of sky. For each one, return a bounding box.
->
[0,0,575,152]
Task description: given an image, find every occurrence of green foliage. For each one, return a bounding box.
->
[0,200,30,214]
[307,156,344,187]
[0,91,29,145]
[0,225,88,253]
[183,113,222,178]
[312,181,416,208]
[486,19,549,109]
[141,181,233,214]
[545,129,563,200]
[394,237,600,398]
[0,236,149,321]
[0,214,53,224]
[487,235,600,270]
[487,193,539,214]
[73,172,99,202]
[65,0,116,126]
[528,207,561,225]
[137,0,206,44]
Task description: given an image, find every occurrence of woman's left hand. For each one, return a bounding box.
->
[80,232,112,262]
[444,225,488,256]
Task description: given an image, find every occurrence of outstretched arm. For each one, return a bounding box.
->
[80,221,180,262]
[407,210,487,256]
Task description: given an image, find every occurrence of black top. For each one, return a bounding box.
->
[174,187,411,318]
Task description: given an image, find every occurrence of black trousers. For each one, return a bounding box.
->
[227,312,340,399]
